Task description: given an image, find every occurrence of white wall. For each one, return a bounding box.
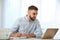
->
[0,0,4,28]
[40,0,57,28]
[4,0,21,28]
[54,0,60,39]
[40,0,60,39]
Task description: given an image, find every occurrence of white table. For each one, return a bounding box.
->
[10,37,58,40]
[0,37,59,40]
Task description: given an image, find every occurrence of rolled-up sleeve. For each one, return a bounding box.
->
[34,20,43,38]
[8,19,20,36]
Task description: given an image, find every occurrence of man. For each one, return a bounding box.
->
[8,5,43,38]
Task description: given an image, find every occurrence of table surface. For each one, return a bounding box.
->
[0,37,59,40]
[9,37,59,40]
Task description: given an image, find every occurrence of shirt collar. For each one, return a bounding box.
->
[25,15,35,22]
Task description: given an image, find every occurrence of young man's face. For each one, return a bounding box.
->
[28,10,38,21]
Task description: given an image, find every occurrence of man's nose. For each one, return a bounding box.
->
[34,15,37,17]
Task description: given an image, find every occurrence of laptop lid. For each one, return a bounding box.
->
[42,28,58,39]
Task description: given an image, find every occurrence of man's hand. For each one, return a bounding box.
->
[10,32,22,37]
[28,34,36,38]
[10,32,36,38]
[21,33,29,38]
[22,33,36,38]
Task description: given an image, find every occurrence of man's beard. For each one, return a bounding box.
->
[29,16,35,21]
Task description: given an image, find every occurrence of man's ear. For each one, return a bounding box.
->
[28,10,30,14]
[27,10,29,16]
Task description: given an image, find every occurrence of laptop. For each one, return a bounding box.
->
[42,28,58,39]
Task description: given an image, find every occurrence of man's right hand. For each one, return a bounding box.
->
[10,32,22,37]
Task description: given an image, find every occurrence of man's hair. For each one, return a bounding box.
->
[28,5,38,10]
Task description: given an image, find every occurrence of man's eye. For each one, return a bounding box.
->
[33,13,36,15]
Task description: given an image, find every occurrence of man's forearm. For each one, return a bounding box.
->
[10,33,16,37]
[10,32,22,37]
[21,33,36,38]
[10,33,36,38]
